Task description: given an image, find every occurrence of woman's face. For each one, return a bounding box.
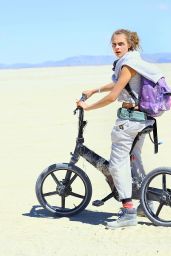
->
[112,33,130,58]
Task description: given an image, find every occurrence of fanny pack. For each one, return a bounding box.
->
[117,108,147,122]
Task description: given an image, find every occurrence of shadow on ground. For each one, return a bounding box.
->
[22,205,154,226]
[22,205,57,219]
[22,205,114,225]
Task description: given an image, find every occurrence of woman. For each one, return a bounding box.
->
[76,29,161,229]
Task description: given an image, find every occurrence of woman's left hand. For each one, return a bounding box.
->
[76,100,88,110]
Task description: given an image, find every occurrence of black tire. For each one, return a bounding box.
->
[140,167,171,227]
[35,163,92,217]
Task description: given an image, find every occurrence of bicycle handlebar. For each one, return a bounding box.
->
[74,94,87,114]
[79,94,87,102]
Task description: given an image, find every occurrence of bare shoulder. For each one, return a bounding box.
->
[122,65,137,76]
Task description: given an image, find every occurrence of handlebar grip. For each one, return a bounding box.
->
[79,94,87,102]
[73,94,87,114]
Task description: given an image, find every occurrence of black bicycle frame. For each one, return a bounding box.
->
[69,108,162,203]
[70,108,111,178]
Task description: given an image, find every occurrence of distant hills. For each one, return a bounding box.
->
[1,53,171,69]
[142,53,171,63]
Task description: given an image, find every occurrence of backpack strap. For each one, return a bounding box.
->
[125,83,139,106]
[153,119,158,154]
[147,117,158,154]
[151,118,158,153]
[130,117,158,154]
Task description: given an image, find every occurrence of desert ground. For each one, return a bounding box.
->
[0,64,171,256]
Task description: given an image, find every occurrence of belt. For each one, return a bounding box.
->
[122,102,138,110]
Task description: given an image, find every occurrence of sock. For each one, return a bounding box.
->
[122,199,134,209]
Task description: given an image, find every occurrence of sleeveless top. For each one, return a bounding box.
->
[112,67,141,104]
[117,73,141,103]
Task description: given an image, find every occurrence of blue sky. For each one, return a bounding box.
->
[0,0,171,64]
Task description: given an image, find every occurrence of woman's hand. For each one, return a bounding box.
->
[76,100,89,110]
[82,89,95,99]
[75,89,95,110]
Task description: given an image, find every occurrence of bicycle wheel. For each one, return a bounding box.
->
[35,163,92,217]
[140,167,171,226]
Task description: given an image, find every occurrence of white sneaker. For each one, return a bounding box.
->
[105,208,137,229]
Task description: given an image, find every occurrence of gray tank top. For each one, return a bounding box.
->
[117,73,141,104]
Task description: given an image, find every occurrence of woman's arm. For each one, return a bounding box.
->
[77,66,136,110]
[82,82,115,99]
[96,82,116,93]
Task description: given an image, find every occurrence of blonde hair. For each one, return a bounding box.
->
[111,29,140,51]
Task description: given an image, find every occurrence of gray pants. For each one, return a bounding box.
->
[109,118,153,200]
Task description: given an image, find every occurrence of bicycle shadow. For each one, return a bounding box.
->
[23,205,116,225]
[22,205,154,226]
[22,205,59,219]
[69,210,115,225]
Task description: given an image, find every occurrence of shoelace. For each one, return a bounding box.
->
[117,208,126,219]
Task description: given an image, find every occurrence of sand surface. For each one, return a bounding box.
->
[0,64,171,256]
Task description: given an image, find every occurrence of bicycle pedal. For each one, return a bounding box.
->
[92,200,104,207]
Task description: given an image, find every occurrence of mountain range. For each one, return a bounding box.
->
[1,53,171,69]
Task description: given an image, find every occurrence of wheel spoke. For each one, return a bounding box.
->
[162,174,167,191]
[69,191,85,199]
[61,196,65,208]
[51,172,60,185]
[156,202,165,216]
[43,191,58,197]
[148,187,162,196]
[146,187,163,202]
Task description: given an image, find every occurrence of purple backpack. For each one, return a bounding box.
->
[139,77,171,117]
[126,76,171,117]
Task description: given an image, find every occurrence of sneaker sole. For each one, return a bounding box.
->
[105,220,137,230]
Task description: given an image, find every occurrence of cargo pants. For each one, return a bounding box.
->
[109,118,154,200]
